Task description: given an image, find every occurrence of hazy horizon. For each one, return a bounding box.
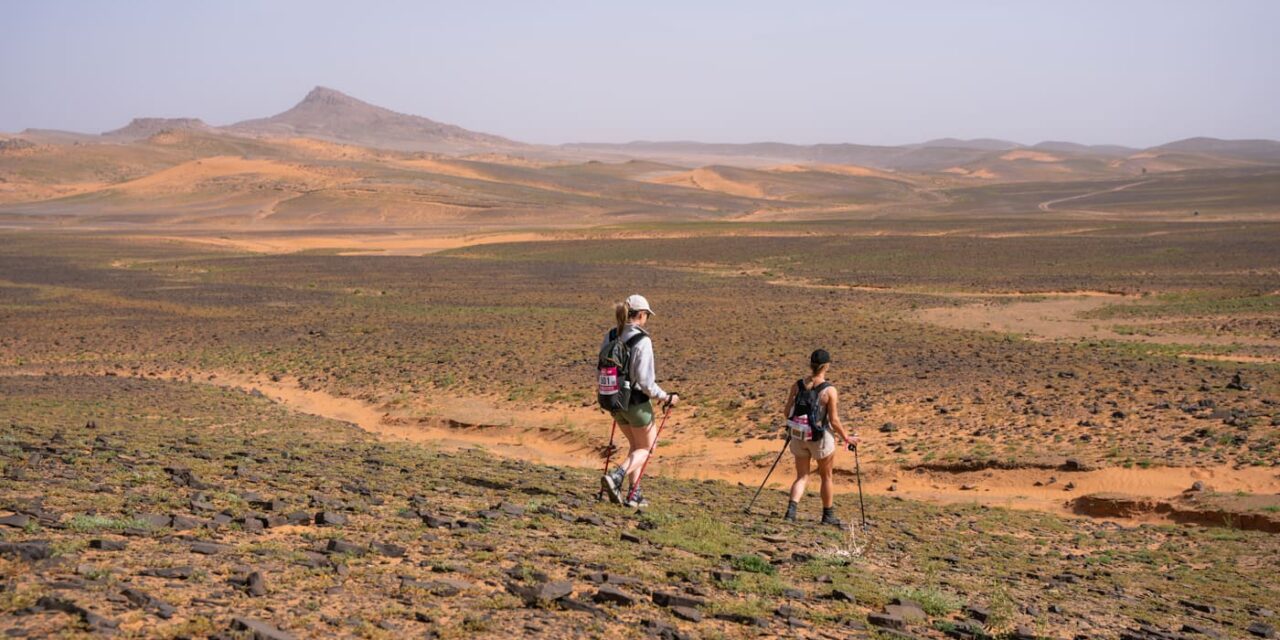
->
[3,0,1278,147]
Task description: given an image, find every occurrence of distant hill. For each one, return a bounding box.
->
[225,86,522,154]
[914,138,1022,151]
[103,118,214,140]
[1150,137,1280,163]
[1031,141,1136,157]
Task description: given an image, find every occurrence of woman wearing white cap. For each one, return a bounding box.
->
[600,294,679,507]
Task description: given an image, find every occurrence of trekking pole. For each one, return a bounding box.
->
[744,434,792,514]
[596,419,618,501]
[851,441,868,530]
[625,404,672,504]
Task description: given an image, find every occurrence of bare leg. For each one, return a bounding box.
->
[621,422,657,487]
[817,454,836,508]
[789,452,811,503]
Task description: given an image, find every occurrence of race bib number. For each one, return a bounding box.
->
[598,367,620,395]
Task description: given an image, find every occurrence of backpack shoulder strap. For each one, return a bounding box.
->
[624,332,649,349]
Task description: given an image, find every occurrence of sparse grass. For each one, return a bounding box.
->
[67,514,154,533]
[892,585,962,616]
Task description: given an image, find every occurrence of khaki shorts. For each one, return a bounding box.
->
[789,430,835,460]
[612,400,655,428]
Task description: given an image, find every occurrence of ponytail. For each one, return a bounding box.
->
[614,301,630,337]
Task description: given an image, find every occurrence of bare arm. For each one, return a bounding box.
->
[782,383,798,425]
[824,387,856,447]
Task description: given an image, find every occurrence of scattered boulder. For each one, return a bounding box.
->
[0,540,51,562]
[592,585,637,606]
[231,615,297,640]
[315,511,347,526]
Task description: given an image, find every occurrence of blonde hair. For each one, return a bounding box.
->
[614,300,630,337]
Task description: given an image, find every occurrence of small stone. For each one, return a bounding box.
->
[0,514,32,529]
[140,566,193,579]
[247,571,267,597]
[189,542,229,555]
[653,591,707,609]
[620,531,642,543]
[508,580,573,606]
[965,604,991,623]
[592,585,637,606]
[326,539,366,556]
[315,511,347,526]
[230,615,297,640]
[1181,599,1216,614]
[0,540,49,560]
[867,612,905,630]
[1248,622,1276,638]
[89,539,126,551]
[371,542,405,558]
[672,606,702,622]
[170,515,201,531]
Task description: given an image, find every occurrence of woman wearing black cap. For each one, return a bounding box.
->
[781,349,858,526]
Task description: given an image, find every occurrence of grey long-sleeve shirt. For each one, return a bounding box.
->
[602,324,668,403]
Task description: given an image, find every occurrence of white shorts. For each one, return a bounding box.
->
[789,430,835,460]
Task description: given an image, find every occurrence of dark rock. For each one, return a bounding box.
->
[426,578,474,597]
[880,422,899,433]
[672,606,702,622]
[497,502,526,516]
[868,612,906,630]
[620,531,642,543]
[189,542,229,555]
[170,515,202,531]
[370,541,405,558]
[653,591,707,609]
[965,604,991,623]
[421,514,452,529]
[714,611,766,626]
[828,588,858,602]
[0,541,51,562]
[593,585,637,606]
[640,618,688,640]
[36,596,118,630]
[507,579,573,606]
[135,513,172,529]
[575,514,604,526]
[230,616,296,640]
[1248,622,1276,638]
[247,571,267,597]
[315,511,347,526]
[141,566,193,579]
[0,514,32,529]
[1180,599,1216,614]
[1013,624,1038,639]
[285,511,311,525]
[326,539,366,556]
[89,539,126,551]
[122,587,176,619]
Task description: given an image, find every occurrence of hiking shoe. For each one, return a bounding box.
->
[602,468,625,505]
[821,507,843,527]
[624,488,649,509]
[784,501,798,522]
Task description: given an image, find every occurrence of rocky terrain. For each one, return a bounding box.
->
[3,374,1278,639]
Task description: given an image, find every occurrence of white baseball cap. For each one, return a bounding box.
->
[626,294,655,315]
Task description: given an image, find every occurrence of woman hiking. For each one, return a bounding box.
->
[782,349,858,526]
[599,294,678,508]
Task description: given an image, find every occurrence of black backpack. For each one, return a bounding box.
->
[789,379,831,441]
[597,328,649,413]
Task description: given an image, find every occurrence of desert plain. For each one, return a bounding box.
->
[1,87,1278,639]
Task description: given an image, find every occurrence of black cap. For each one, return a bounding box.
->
[810,349,831,366]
